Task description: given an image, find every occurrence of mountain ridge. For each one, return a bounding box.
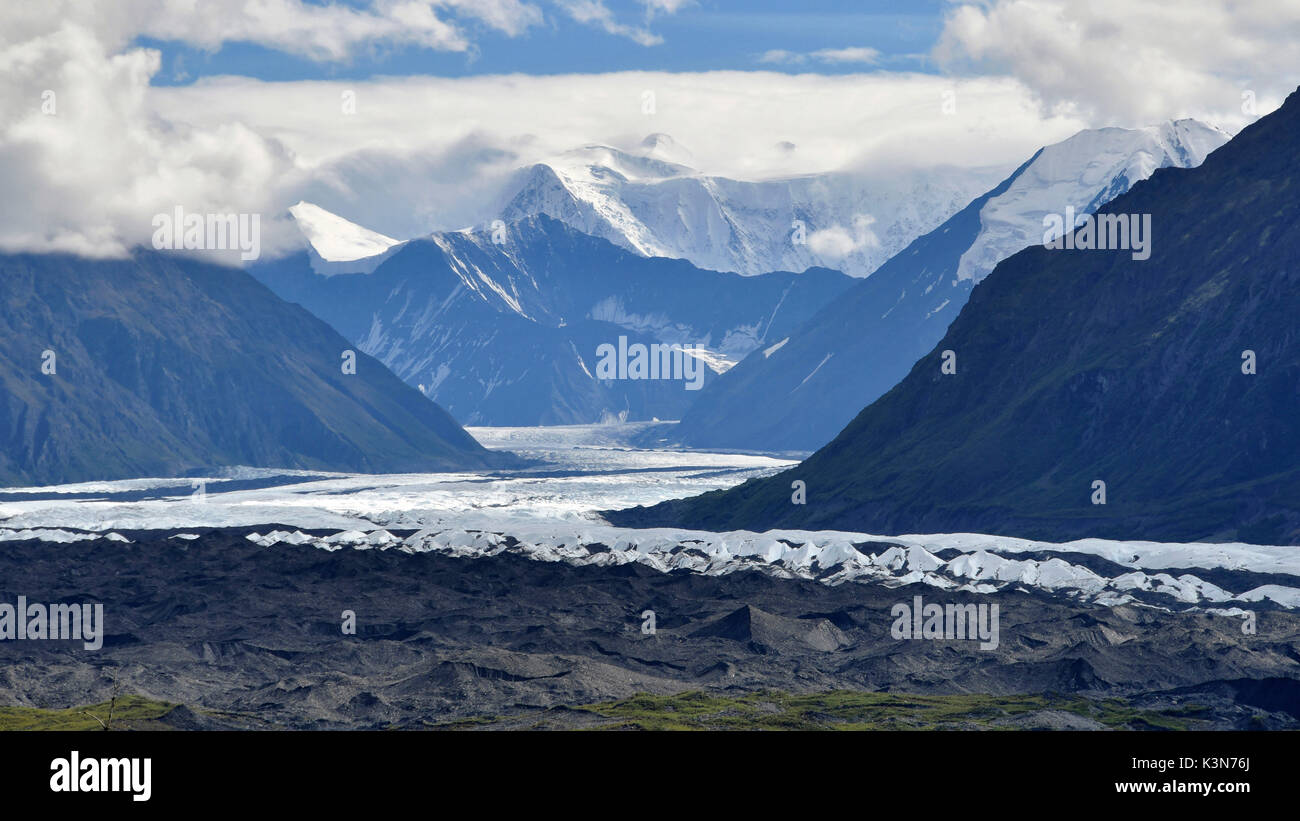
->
[0,249,514,487]
[498,141,1007,277]
[253,213,856,426]
[660,119,1230,452]
[606,91,1299,544]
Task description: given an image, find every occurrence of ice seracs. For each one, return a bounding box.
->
[239,523,1300,614]
[1,423,1294,615]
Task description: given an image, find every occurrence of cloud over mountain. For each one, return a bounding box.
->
[935,0,1299,127]
[0,1,1292,259]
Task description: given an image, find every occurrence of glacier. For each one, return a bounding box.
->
[1,425,1293,614]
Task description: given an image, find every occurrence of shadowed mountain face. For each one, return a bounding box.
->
[663,121,1228,453]
[251,214,854,426]
[0,250,513,487]
[608,89,1300,545]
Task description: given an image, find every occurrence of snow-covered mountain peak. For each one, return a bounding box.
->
[288,201,401,264]
[954,119,1230,282]
[639,132,694,166]
[500,145,1005,276]
[547,143,693,187]
[669,118,1234,453]
[1156,118,1233,167]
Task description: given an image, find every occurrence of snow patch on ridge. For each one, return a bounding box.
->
[288,201,400,266]
[954,120,1230,283]
[763,337,789,358]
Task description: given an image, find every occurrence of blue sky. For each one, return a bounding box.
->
[144,0,947,85]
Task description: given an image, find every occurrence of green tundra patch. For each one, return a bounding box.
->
[0,696,176,731]
[568,690,1207,731]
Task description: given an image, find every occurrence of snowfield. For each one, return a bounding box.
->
[1,423,1295,612]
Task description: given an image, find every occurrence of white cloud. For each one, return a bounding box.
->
[153,73,1071,178]
[758,49,799,64]
[0,22,295,259]
[642,0,694,15]
[0,1,680,260]
[760,46,881,66]
[8,0,1296,261]
[935,0,1300,129]
[810,47,880,65]
[555,0,664,46]
[808,215,880,260]
[0,1,548,63]
[0,25,1087,257]
[445,0,546,37]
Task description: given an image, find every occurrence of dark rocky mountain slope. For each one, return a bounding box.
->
[0,250,513,486]
[609,89,1300,545]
